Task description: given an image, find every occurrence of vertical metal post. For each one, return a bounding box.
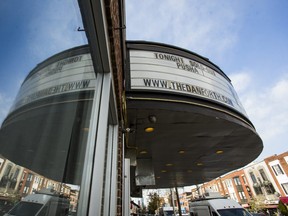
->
[124,159,131,216]
[88,72,111,216]
[170,188,177,215]
[109,125,119,216]
[196,184,200,197]
[77,73,103,216]
[175,187,182,216]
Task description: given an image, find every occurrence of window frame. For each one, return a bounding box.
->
[272,164,284,176]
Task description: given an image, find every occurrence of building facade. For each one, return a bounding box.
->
[264,152,288,197]
[0,0,264,215]
[192,151,288,213]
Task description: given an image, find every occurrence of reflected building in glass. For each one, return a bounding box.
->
[0,45,93,214]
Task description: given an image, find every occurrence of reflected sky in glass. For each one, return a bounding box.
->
[0,0,87,123]
[0,2,90,214]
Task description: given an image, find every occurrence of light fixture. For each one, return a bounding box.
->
[161,170,167,173]
[148,115,157,123]
[178,150,185,154]
[216,150,224,154]
[145,127,154,133]
[156,176,161,179]
[196,163,203,166]
[139,150,148,154]
[166,163,173,167]
[187,170,192,173]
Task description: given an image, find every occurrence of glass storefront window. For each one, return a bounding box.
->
[0,1,92,215]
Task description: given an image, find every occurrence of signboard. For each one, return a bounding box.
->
[10,53,96,112]
[129,50,247,117]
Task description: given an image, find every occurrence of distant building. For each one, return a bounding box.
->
[264,152,288,197]
[0,157,23,196]
[243,160,279,210]
[179,192,192,213]
[191,151,288,213]
[70,189,79,212]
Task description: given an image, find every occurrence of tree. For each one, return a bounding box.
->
[147,192,164,214]
[278,200,288,216]
[139,206,147,215]
[248,197,266,213]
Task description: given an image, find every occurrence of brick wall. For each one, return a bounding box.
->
[264,151,288,196]
[104,0,125,215]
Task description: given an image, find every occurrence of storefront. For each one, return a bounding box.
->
[124,41,263,192]
[0,0,263,215]
[0,45,119,215]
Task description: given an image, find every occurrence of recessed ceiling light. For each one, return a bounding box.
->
[216,150,224,154]
[178,150,185,154]
[197,163,203,166]
[166,163,173,166]
[156,176,161,179]
[140,150,148,154]
[145,127,154,133]
[161,170,167,173]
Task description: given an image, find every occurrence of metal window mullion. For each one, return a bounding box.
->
[123,159,130,216]
[88,72,111,216]
[122,132,125,216]
[103,125,113,216]
[78,73,104,216]
[109,125,119,216]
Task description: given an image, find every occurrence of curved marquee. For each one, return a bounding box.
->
[126,41,249,120]
[0,45,95,184]
[125,41,263,190]
[10,47,96,113]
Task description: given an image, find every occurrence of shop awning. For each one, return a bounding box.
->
[280,197,288,204]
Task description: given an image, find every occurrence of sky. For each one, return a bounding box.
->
[0,0,87,121]
[125,0,288,161]
[0,0,287,162]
